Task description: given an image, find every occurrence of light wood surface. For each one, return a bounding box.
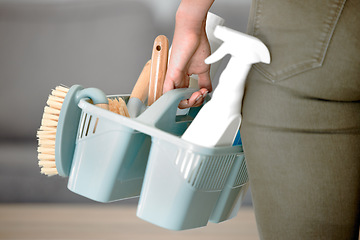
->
[130,60,151,102]
[0,204,259,240]
[148,35,169,106]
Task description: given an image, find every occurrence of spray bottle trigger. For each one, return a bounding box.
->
[205,26,271,65]
[205,44,229,65]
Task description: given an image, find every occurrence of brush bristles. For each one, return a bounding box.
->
[108,98,130,118]
[40,167,58,176]
[44,106,61,115]
[37,85,69,176]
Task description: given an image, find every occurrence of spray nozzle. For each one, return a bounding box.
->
[205,26,270,65]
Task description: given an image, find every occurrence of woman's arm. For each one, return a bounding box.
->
[163,0,215,108]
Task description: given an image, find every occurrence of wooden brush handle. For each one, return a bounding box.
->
[130,60,151,103]
[148,35,169,106]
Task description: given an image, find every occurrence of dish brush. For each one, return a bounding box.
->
[108,98,130,117]
[37,85,129,176]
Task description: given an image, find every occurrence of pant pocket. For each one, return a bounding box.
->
[247,0,346,82]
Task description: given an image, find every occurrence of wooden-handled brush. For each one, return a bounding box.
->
[127,35,170,116]
[130,60,151,103]
[148,35,169,106]
[108,98,130,117]
[127,60,151,118]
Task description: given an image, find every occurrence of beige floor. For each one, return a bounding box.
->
[0,204,259,240]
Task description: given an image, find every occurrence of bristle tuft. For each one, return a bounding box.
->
[42,113,59,121]
[44,106,61,115]
[39,125,57,131]
[37,130,57,136]
[38,138,56,146]
[38,153,55,160]
[56,85,69,93]
[51,88,68,98]
[41,167,58,176]
[37,146,55,154]
[47,98,63,110]
[108,97,130,117]
[38,160,56,167]
[41,119,58,127]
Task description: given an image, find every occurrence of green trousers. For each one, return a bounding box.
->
[240,0,360,239]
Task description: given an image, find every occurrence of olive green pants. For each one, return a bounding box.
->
[240,0,360,239]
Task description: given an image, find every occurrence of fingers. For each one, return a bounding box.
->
[178,88,209,109]
[197,70,212,93]
[165,60,211,109]
[177,70,211,109]
[162,3,213,109]
[163,68,190,94]
[162,71,176,94]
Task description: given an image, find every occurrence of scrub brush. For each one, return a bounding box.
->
[37,85,128,176]
[37,85,71,176]
[108,98,130,117]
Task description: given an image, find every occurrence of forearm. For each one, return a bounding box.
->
[170,0,214,75]
[164,0,214,107]
[175,0,215,35]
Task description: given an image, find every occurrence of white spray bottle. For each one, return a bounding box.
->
[182,26,271,147]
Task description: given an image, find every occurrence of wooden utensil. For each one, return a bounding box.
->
[127,60,151,117]
[148,35,169,106]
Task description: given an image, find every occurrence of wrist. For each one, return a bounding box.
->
[176,0,214,33]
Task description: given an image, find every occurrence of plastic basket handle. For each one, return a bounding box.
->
[136,88,202,136]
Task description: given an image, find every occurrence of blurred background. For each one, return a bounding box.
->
[0,0,252,206]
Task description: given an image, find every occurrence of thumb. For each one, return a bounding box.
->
[197,71,212,93]
[163,68,190,94]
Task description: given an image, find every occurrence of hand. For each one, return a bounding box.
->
[163,0,214,109]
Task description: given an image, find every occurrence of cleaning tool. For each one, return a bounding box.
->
[37,85,109,176]
[127,60,151,118]
[148,35,169,106]
[127,35,169,117]
[108,98,130,117]
[182,26,271,147]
